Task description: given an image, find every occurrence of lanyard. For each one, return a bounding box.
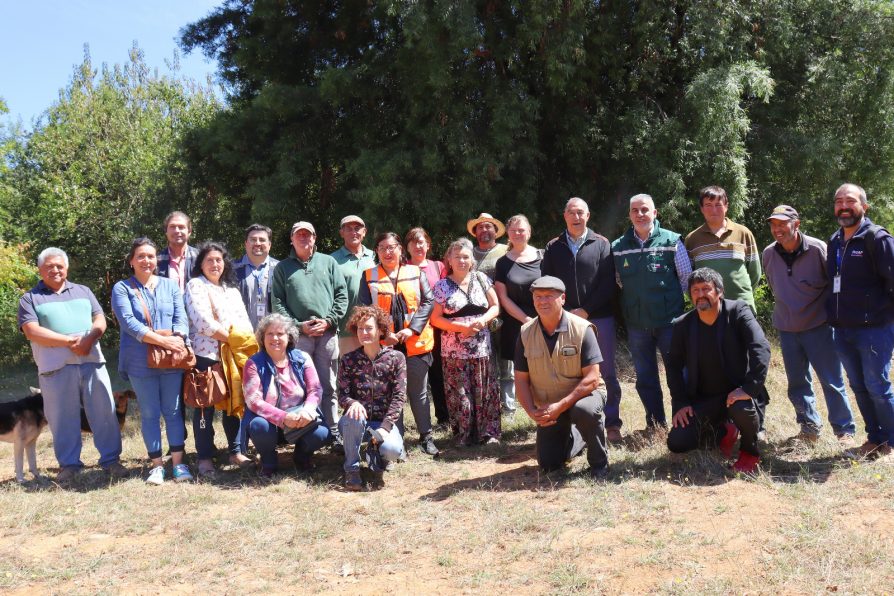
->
[251,262,269,302]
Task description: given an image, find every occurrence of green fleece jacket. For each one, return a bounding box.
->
[272,248,348,331]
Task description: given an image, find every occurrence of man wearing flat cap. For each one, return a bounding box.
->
[541,197,621,442]
[762,204,855,445]
[514,275,609,478]
[331,215,376,355]
[468,212,514,412]
[273,221,348,448]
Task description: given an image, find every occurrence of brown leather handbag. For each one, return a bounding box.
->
[130,279,196,370]
[182,363,228,408]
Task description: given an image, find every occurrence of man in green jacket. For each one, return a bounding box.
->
[273,221,348,448]
[612,194,691,437]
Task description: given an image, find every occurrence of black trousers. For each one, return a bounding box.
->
[428,332,449,425]
[667,397,761,456]
[536,390,608,472]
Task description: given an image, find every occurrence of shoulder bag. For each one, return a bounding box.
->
[130,278,196,370]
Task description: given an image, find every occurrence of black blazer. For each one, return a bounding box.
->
[666,298,771,412]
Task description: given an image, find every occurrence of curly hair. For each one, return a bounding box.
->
[347,305,392,338]
[255,313,300,351]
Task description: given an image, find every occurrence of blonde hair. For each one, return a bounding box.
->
[505,214,531,250]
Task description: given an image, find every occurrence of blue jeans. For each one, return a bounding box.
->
[834,324,894,445]
[244,409,331,470]
[38,363,122,469]
[592,317,622,429]
[130,372,186,459]
[339,416,404,472]
[779,325,855,436]
[627,326,674,428]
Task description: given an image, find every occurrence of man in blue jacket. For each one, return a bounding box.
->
[612,194,691,437]
[827,183,894,459]
[542,197,621,442]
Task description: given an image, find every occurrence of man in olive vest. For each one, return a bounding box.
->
[514,276,609,478]
[612,194,691,437]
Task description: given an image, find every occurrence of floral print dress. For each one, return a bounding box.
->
[433,272,501,444]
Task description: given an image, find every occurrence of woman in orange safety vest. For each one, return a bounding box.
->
[357,232,439,457]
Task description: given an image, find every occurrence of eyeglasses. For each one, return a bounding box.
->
[378,244,400,252]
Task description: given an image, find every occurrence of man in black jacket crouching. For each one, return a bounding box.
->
[666,267,771,473]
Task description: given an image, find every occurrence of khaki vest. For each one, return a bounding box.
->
[520,313,599,407]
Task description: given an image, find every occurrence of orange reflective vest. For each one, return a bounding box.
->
[364,264,434,356]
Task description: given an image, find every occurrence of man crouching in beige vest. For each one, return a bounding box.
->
[515,275,609,478]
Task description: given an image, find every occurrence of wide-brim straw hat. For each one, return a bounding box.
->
[466,213,506,238]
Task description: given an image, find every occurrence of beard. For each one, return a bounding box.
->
[836,210,859,227]
[695,298,712,311]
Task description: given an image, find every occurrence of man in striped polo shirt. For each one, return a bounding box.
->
[684,186,761,312]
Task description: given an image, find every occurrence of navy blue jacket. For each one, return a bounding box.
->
[248,348,307,404]
[826,217,894,327]
[541,229,616,319]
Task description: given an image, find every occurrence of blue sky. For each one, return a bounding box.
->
[0,0,224,126]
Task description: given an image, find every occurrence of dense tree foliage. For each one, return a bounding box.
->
[180,0,894,251]
[3,47,224,305]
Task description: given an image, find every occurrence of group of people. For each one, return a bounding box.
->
[16,181,894,488]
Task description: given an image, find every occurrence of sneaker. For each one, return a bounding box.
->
[836,433,857,448]
[172,464,194,482]
[56,466,81,483]
[732,452,760,474]
[483,436,500,446]
[606,427,623,444]
[146,465,165,485]
[718,421,740,458]
[104,461,130,479]
[420,434,440,456]
[344,470,362,492]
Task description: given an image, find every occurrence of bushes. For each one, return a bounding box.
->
[0,242,37,364]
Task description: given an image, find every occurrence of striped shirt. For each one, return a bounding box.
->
[684,218,761,310]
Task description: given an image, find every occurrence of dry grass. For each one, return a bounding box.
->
[0,347,893,594]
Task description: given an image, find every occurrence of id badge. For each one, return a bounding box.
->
[256,303,267,319]
[832,275,841,294]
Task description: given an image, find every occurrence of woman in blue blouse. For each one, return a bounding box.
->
[112,237,194,484]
